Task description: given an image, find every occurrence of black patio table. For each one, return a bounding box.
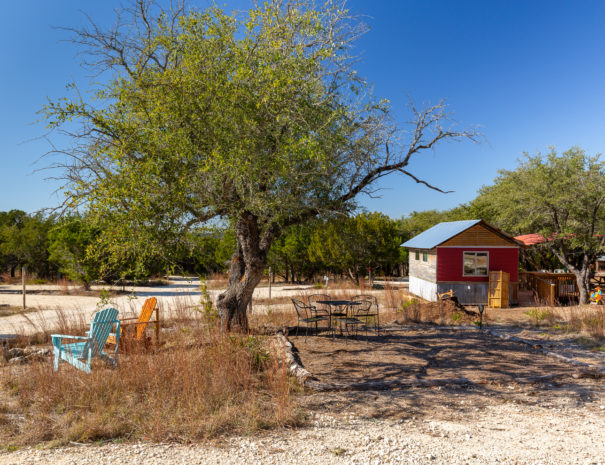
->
[317,300,362,330]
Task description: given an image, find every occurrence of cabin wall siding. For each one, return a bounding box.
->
[408,249,437,283]
[437,282,488,305]
[437,247,519,282]
[440,224,514,247]
[409,276,438,301]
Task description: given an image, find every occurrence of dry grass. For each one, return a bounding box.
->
[383,282,410,311]
[1,308,301,447]
[205,273,229,290]
[394,299,475,326]
[57,277,72,295]
[554,305,605,339]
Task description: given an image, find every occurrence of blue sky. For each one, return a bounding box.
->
[2,0,605,218]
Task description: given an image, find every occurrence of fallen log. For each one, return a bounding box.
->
[275,329,316,384]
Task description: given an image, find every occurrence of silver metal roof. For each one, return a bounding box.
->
[401,219,482,249]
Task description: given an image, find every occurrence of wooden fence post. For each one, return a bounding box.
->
[22,266,26,310]
[268,266,272,300]
[155,305,160,346]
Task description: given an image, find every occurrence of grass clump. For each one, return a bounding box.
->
[525,308,554,326]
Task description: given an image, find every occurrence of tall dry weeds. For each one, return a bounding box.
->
[558,305,605,339]
[1,323,300,446]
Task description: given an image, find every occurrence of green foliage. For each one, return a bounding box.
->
[0,211,57,278]
[475,147,605,302]
[400,298,418,311]
[41,0,474,327]
[397,204,483,239]
[96,289,112,309]
[175,228,236,276]
[237,335,269,371]
[268,223,319,282]
[525,308,550,325]
[42,1,394,268]
[48,216,101,287]
[309,212,402,283]
[476,147,605,242]
[199,279,219,323]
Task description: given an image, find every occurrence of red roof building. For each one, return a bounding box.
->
[514,234,546,246]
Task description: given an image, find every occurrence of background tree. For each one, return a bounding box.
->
[0,212,56,278]
[477,147,605,303]
[174,227,236,276]
[44,0,478,331]
[268,223,318,283]
[309,213,402,284]
[48,216,102,288]
[0,210,28,277]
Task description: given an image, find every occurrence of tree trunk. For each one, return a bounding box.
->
[571,267,591,304]
[216,213,277,332]
[551,247,591,304]
[346,268,358,285]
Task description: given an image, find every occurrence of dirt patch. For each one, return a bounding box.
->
[291,327,605,421]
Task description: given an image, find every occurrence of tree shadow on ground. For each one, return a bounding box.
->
[291,327,605,421]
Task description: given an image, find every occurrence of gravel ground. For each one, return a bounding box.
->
[1,403,604,465]
[2,280,604,464]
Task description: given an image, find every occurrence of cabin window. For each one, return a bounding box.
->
[415,250,419,260]
[422,251,428,262]
[463,252,488,276]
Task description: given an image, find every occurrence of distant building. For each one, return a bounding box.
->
[597,256,605,274]
[401,219,522,305]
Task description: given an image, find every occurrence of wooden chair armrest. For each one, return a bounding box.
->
[120,320,157,327]
[51,334,89,348]
[51,334,88,340]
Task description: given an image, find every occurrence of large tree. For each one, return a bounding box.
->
[477,147,605,303]
[44,0,477,331]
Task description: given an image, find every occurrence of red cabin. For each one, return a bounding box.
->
[401,220,522,305]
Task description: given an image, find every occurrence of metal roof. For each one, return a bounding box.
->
[401,219,482,249]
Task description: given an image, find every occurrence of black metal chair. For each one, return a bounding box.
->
[351,294,380,334]
[307,294,331,319]
[291,299,328,338]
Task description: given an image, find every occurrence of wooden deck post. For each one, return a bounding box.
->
[549,283,555,306]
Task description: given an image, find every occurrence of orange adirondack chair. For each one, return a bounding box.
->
[107,297,160,347]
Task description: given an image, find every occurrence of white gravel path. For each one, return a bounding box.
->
[1,403,604,465]
[0,278,314,335]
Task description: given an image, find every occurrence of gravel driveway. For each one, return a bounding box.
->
[1,404,604,465]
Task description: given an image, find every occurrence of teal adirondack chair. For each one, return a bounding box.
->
[51,308,120,374]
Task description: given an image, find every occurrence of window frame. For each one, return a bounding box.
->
[462,251,489,277]
[422,251,428,262]
[415,250,420,261]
